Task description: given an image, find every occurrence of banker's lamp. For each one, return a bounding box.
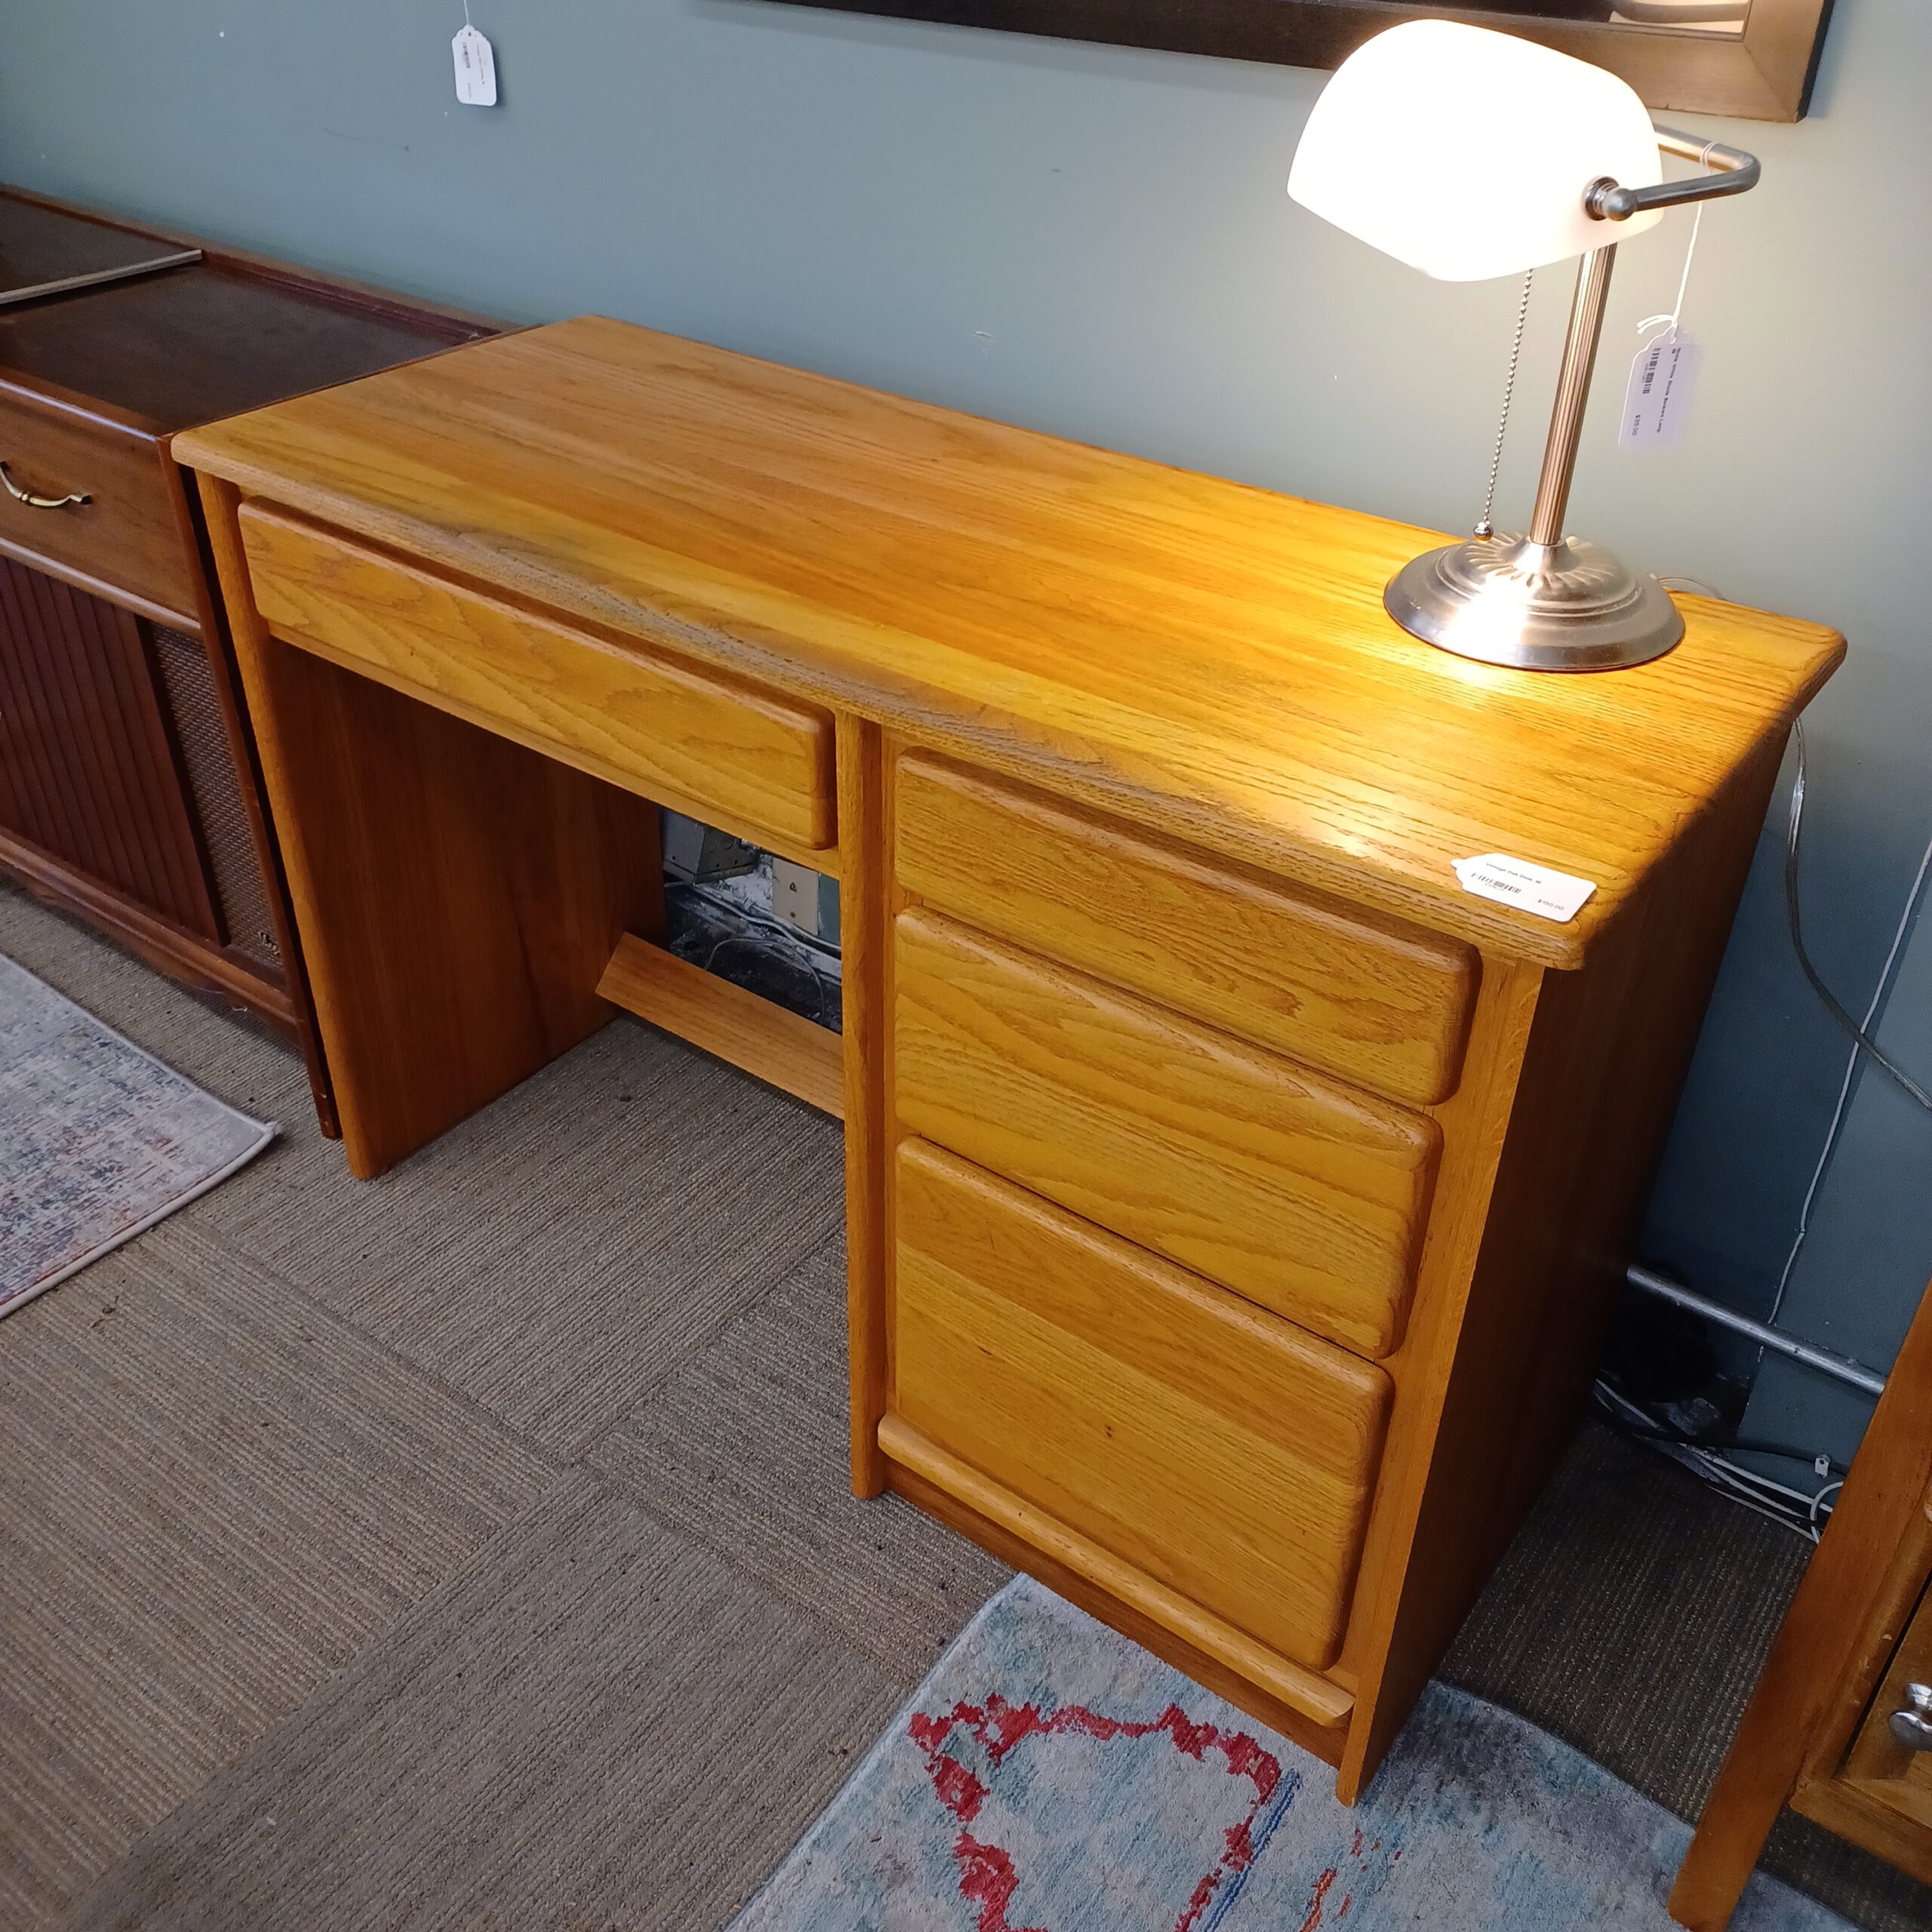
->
[1288,20,1759,672]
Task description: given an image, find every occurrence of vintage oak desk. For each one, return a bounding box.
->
[177,318,1841,1799]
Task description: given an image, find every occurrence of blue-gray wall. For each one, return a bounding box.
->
[5,2,1926,1457]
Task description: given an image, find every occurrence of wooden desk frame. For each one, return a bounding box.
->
[183,320,1842,1799]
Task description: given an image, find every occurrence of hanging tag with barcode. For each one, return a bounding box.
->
[453,23,498,106]
[1619,326,1701,451]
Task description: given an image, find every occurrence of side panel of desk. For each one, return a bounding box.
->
[199,476,663,1177]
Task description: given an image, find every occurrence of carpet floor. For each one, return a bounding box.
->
[2,880,1927,1932]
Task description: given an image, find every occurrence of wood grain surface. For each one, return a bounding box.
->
[597,932,844,1118]
[880,1414,1359,1734]
[893,1139,1391,1672]
[837,715,891,1497]
[896,750,1478,1106]
[238,500,838,863]
[205,475,663,1180]
[0,388,197,623]
[1835,1572,1932,1854]
[894,907,1439,1357]
[1672,1273,1932,1924]
[174,318,1844,968]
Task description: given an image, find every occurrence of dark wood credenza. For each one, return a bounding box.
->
[0,187,489,1128]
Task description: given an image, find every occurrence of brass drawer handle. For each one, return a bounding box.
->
[1890,1682,1932,1753]
[0,460,91,511]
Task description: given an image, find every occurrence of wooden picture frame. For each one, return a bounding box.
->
[764,0,1837,122]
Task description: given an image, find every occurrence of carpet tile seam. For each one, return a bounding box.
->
[125,1212,580,1483]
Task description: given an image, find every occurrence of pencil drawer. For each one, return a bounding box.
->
[0,389,196,620]
[894,753,1478,1107]
[889,1139,1392,1672]
[236,498,837,859]
[893,908,1440,1358]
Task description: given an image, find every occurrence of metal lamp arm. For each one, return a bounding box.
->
[1588,128,1761,221]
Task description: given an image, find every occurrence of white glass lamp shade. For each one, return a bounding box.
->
[1287,20,1664,281]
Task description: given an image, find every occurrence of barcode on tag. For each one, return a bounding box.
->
[1619,327,1701,451]
[453,24,498,106]
[1454,854,1597,924]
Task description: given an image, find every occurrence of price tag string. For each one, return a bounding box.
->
[1637,137,1716,340]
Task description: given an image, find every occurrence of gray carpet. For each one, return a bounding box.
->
[2,879,1927,1932]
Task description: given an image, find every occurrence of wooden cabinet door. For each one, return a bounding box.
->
[1839,1576,1932,1852]
[0,555,218,939]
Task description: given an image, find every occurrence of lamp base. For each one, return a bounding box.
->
[1385,534,1684,672]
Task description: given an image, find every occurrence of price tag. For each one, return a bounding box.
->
[1454,854,1597,924]
[1619,326,1701,451]
[453,23,498,106]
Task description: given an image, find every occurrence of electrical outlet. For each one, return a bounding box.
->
[771,858,835,940]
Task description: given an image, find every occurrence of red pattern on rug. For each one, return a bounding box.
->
[908,1694,1283,1932]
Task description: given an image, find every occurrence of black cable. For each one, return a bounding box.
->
[1786,723,1932,1115]
[1592,1388,1841,1476]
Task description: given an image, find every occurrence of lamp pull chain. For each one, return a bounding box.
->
[1474,270,1536,542]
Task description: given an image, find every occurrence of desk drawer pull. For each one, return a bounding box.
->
[1,460,91,511]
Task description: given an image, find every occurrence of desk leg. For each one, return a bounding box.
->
[200,477,663,1179]
[838,715,889,1497]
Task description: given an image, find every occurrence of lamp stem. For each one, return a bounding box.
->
[1528,242,1618,549]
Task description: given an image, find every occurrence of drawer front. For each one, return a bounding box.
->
[896,754,1478,1108]
[238,501,837,859]
[0,392,195,620]
[894,909,1439,1357]
[892,1139,1392,1672]
[1838,1577,1932,1844]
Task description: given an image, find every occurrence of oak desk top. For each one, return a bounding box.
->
[177,315,1842,967]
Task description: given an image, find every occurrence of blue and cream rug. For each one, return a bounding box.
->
[0,953,275,1317]
[735,1576,1844,1931]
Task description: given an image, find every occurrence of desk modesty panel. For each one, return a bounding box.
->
[177,318,1842,1801]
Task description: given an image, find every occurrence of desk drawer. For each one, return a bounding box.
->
[0,392,195,621]
[1827,1577,1932,1868]
[894,909,1438,1358]
[891,1140,1392,1672]
[238,501,836,859]
[895,755,1477,1107]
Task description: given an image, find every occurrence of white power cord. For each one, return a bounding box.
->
[1593,1380,1841,1543]
[1770,769,1932,1327]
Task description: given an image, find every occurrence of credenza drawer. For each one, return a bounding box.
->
[237,500,837,859]
[894,909,1439,1358]
[0,391,196,621]
[891,1139,1392,1672]
[894,753,1478,1107]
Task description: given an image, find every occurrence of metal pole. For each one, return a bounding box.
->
[1529,242,1618,549]
[1625,1263,1888,1400]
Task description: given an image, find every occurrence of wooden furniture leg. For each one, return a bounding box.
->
[200,475,663,1178]
[1669,1284,1932,1928]
[838,715,890,1497]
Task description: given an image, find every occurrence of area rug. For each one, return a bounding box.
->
[732,1575,1845,1931]
[0,953,275,1316]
